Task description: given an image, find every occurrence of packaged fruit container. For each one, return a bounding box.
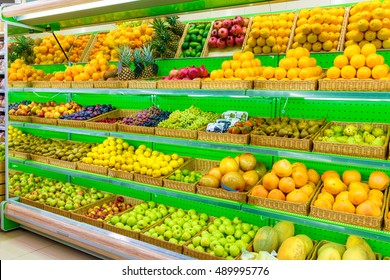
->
[103,201,174,240]
[242,12,297,55]
[163,158,219,193]
[71,195,142,228]
[140,208,213,254]
[250,117,326,152]
[313,121,390,159]
[287,7,349,53]
[203,16,251,57]
[175,21,212,58]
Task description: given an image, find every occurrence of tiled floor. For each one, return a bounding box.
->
[0,228,99,260]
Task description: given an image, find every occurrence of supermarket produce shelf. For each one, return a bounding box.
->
[9,87,390,100]
[9,121,390,171]
[2,199,194,260]
[7,157,390,248]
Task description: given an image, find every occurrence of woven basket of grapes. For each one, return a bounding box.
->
[85,110,137,131]
[117,107,171,135]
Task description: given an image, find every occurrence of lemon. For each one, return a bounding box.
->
[146,160,153,169]
[122,142,129,149]
[98,144,104,149]
[103,140,109,146]
[126,158,133,165]
[150,155,157,161]
[169,160,178,168]
[109,159,116,167]
[103,159,109,166]
[133,162,140,168]
[134,166,141,173]
[121,164,128,171]
[87,152,93,158]
[97,154,103,160]
[171,153,179,160]
[135,149,143,155]
[93,159,99,165]
[103,153,110,160]
[160,161,168,167]
[92,152,98,159]
[140,166,148,174]
[116,144,123,150]
[127,165,134,172]
[178,158,184,165]
[109,140,116,147]
[92,147,98,153]
[156,156,164,162]
[107,137,115,141]
[115,163,121,169]
[116,138,124,144]
[139,160,147,168]
[152,162,160,170]
[152,151,159,156]
[167,166,173,173]
[138,144,147,150]
[86,157,93,164]
[128,145,135,151]
[143,151,151,158]
[160,167,169,176]
[164,155,172,162]
[152,169,161,178]
[132,155,137,161]
[116,150,123,155]
[146,169,153,176]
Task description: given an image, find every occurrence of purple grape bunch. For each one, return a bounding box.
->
[60,104,115,120]
[122,106,171,127]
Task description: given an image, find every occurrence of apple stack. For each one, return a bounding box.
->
[207,16,250,51]
[140,208,210,253]
[184,216,259,259]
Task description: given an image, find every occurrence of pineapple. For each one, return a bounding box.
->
[151,17,178,59]
[166,16,185,36]
[141,45,158,78]
[133,48,144,78]
[117,44,135,80]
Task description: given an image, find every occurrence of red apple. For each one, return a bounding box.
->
[218,27,229,39]
[213,20,223,30]
[217,38,226,49]
[222,19,233,29]
[208,37,218,48]
[226,36,235,47]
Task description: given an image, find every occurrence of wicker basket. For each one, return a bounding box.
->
[127,80,157,89]
[0,173,4,184]
[157,80,201,89]
[50,81,72,88]
[107,168,134,181]
[0,184,4,195]
[201,80,253,90]
[247,176,321,215]
[48,158,78,170]
[313,121,390,159]
[175,21,212,58]
[254,78,320,91]
[318,79,390,92]
[71,81,94,88]
[43,204,72,218]
[31,116,58,125]
[9,115,32,122]
[57,119,86,128]
[117,124,155,135]
[20,197,45,209]
[0,161,4,172]
[10,81,31,88]
[198,129,250,144]
[71,195,140,228]
[196,180,251,203]
[13,151,30,160]
[155,127,200,140]
[163,158,219,193]
[77,162,108,176]
[93,80,128,88]
[31,81,51,88]
[250,118,326,151]
[30,154,49,164]
[384,194,390,232]
[85,109,136,131]
[309,183,388,229]
[309,240,382,260]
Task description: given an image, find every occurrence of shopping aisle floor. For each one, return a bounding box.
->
[0,228,99,260]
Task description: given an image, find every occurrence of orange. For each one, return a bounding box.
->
[224,69,235,79]
[361,43,377,56]
[357,67,372,79]
[368,171,390,191]
[366,53,383,68]
[279,57,298,70]
[221,60,231,70]
[287,68,301,80]
[251,185,269,198]
[272,159,293,177]
[314,198,333,209]
[368,189,384,201]
[336,191,349,202]
[278,177,296,194]
[348,186,368,206]
[286,189,309,203]
[341,65,357,79]
[350,54,366,69]
[299,67,315,80]
[268,189,286,201]
[307,169,320,185]
[321,171,340,182]
[356,200,382,216]
[292,168,309,187]
[262,172,280,191]
[262,67,275,79]
[372,65,389,79]
[333,199,356,213]
[344,44,361,59]
[368,197,383,208]
[274,67,287,80]
[342,170,362,186]
[326,66,341,79]
[300,184,314,197]
[349,181,370,193]
[323,177,347,195]
[334,55,349,68]
[230,60,242,71]
[297,56,312,68]
[318,191,335,204]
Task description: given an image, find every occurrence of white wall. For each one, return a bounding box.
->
[179,0,368,21]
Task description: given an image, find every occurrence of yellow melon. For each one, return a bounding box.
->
[277,236,306,260]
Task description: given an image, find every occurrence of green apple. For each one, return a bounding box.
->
[226,235,236,243]
[187,243,195,250]
[187,209,196,216]
[182,214,191,222]
[164,230,173,240]
[179,240,186,245]
[192,236,201,247]
[181,231,191,241]
[200,213,208,221]
[143,216,151,224]
[171,225,181,232]
[224,243,232,252]
[176,218,185,227]
[149,228,157,235]
[213,218,222,227]
[115,222,125,228]
[137,220,147,229]
[148,201,156,208]
[214,244,225,257]
[218,238,227,246]
[223,219,232,226]
[111,215,120,225]
[190,214,199,221]
[208,224,217,234]
[151,232,159,238]
[229,244,240,257]
[247,230,256,239]
[173,229,182,239]
[140,202,149,210]
[187,228,196,237]
[241,233,252,244]
[234,229,244,239]
[235,240,246,250]
[225,225,235,236]
[200,236,211,248]
[148,212,158,221]
[218,224,226,234]
[182,222,191,230]
[195,246,205,252]
[120,213,129,224]
[232,217,242,224]
[210,240,219,250]
[124,225,132,231]
[169,238,179,244]
[155,225,165,236]
[168,207,176,213]
[241,223,251,233]
[126,216,137,227]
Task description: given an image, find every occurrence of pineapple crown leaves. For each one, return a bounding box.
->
[117,44,134,69]
[166,15,179,26]
[141,44,155,66]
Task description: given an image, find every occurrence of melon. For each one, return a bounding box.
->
[342,245,369,260]
[253,226,279,253]
[273,221,295,248]
[277,236,306,260]
[295,234,313,257]
[318,242,345,257]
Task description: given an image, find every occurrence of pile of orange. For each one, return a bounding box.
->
[69,34,92,63]
[207,51,262,81]
[326,43,389,79]
[251,159,320,203]
[345,0,390,49]
[50,56,117,82]
[292,7,345,52]
[33,34,75,64]
[89,24,153,62]
[243,12,295,54]
[258,47,323,80]
[8,59,46,82]
[313,169,389,217]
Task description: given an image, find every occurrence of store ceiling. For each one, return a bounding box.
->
[2,0,284,33]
